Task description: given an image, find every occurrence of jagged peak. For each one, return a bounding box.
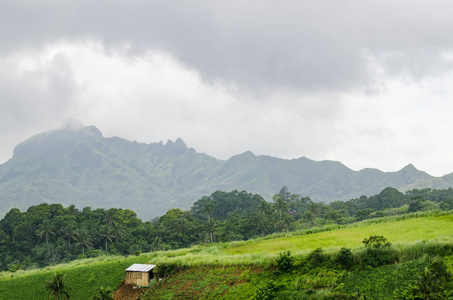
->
[165,138,188,148]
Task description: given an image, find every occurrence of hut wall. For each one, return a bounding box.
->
[125,271,150,286]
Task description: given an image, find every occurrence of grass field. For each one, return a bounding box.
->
[225,214,453,255]
[1,212,453,299]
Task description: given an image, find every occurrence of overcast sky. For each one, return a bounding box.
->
[1,1,453,176]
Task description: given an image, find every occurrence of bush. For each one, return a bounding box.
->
[155,263,175,278]
[362,235,393,268]
[362,235,391,249]
[275,251,294,272]
[307,248,327,268]
[336,248,353,270]
[253,280,279,300]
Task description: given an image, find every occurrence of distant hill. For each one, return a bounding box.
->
[0,121,451,220]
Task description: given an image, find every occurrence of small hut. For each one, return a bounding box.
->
[125,264,156,286]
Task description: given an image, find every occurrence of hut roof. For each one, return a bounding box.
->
[125,264,156,272]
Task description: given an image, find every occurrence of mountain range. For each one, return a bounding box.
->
[1,120,452,220]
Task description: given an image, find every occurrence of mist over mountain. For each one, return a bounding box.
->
[0,122,451,220]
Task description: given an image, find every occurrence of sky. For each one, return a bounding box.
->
[1,1,453,176]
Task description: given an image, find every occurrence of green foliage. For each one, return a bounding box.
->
[191,190,264,222]
[46,273,72,300]
[362,235,391,249]
[253,280,279,300]
[307,248,328,268]
[336,248,353,270]
[362,235,393,268]
[354,209,373,221]
[0,254,154,300]
[92,286,114,300]
[155,262,176,278]
[323,291,363,300]
[275,251,294,272]
[339,259,427,298]
[395,259,453,299]
[408,198,425,213]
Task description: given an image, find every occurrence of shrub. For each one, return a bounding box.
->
[362,235,391,249]
[307,248,327,268]
[253,280,279,300]
[362,236,392,268]
[155,263,176,278]
[336,248,353,270]
[275,251,294,272]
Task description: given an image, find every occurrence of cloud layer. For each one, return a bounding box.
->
[1,1,453,176]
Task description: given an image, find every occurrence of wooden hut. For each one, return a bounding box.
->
[125,264,156,286]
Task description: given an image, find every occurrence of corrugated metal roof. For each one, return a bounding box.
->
[125,264,156,272]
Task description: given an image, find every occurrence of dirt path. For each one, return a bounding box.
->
[113,281,147,300]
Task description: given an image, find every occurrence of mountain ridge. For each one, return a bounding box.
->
[0,122,451,220]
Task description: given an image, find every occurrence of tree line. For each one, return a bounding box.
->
[1,187,453,272]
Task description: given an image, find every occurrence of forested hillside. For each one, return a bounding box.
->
[2,186,453,273]
[2,210,453,299]
[0,121,452,220]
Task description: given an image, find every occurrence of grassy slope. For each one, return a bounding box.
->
[1,212,453,299]
[0,255,154,300]
[225,214,453,255]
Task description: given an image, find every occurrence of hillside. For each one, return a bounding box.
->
[0,120,451,220]
[1,211,453,299]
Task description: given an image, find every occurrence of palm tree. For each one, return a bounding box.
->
[60,222,77,245]
[303,211,316,229]
[38,219,55,245]
[98,225,114,253]
[273,196,289,219]
[102,209,118,227]
[416,267,444,300]
[273,196,289,230]
[206,219,217,244]
[259,200,272,217]
[74,229,92,255]
[46,273,72,300]
[112,224,125,246]
[174,217,191,237]
[202,202,215,223]
[151,236,164,251]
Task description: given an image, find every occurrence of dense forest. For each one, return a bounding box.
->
[1,187,453,272]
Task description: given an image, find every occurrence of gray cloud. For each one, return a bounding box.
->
[0,49,79,133]
[2,1,453,94]
[2,1,453,176]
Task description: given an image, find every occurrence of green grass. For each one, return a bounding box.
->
[225,215,453,255]
[337,258,429,299]
[146,265,262,299]
[2,212,453,299]
[0,254,154,300]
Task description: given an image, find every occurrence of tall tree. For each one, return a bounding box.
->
[98,225,114,253]
[38,219,55,245]
[60,221,77,245]
[74,229,92,255]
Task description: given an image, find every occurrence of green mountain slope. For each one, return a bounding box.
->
[0,121,451,220]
